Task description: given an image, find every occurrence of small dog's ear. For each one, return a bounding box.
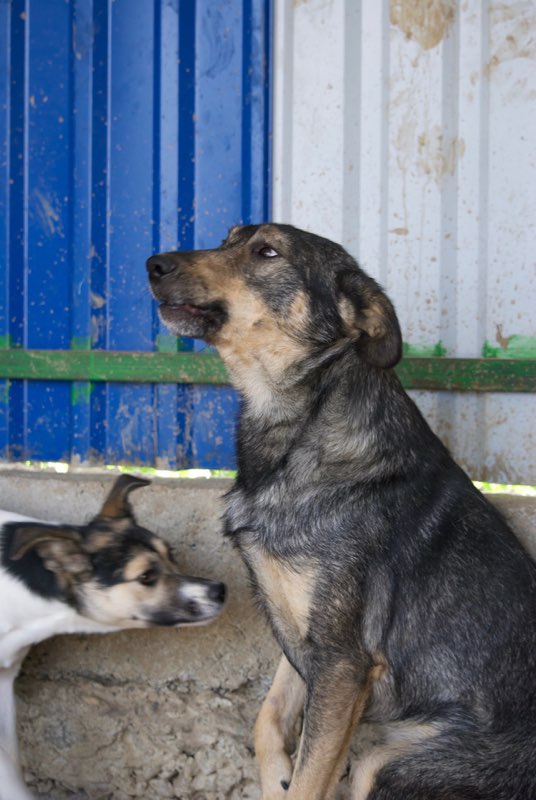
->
[10,527,90,577]
[97,474,150,520]
[337,271,402,368]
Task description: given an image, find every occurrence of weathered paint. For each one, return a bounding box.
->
[272,0,536,482]
[0,350,228,384]
[482,335,536,359]
[70,382,92,407]
[0,0,271,468]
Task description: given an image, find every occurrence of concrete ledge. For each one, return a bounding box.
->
[0,470,535,799]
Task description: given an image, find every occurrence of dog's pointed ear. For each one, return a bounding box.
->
[10,526,90,577]
[97,474,150,520]
[336,271,402,368]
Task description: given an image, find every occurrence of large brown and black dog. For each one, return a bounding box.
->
[148,224,536,800]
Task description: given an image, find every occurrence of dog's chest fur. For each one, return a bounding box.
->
[224,474,325,661]
[224,441,369,677]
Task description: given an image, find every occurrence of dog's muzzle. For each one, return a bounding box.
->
[146,253,228,340]
[175,578,227,624]
[146,254,178,279]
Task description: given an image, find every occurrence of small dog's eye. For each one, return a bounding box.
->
[138,569,158,587]
[258,246,278,258]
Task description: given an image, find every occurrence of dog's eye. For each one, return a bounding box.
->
[257,246,278,258]
[138,569,158,587]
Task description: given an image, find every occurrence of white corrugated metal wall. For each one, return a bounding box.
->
[272,0,536,483]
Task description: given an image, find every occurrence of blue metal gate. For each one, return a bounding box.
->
[0,0,271,468]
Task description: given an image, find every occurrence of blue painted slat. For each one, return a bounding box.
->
[25,0,73,461]
[154,0,184,470]
[104,0,156,465]
[89,0,110,461]
[6,0,27,461]
[70,0,94,463]
[0,1,10,456]
[244,0,272,223]
[0,0,271,469]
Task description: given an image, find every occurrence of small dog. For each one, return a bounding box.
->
[147,224,536,800]
[0,474,226,800]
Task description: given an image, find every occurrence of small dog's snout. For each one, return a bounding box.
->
[209,582,226,605]
[146,254,177,278]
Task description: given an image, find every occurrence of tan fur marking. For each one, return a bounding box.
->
[249,550,317,639]
[151,537,170,560]
[338,295,388,341]
[80,569,171,627]
[123,553,154,582]
[338,296,357,333]
[99,517,131,534]
[227,224,242,241]
[361,303,387,338]
[84,532,114,552]
[214,281,311,413]
[286,290,311,334]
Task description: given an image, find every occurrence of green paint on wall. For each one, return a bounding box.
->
[71,336,92,350]
[71,382,92,405]
[0,379,10,402]
[403,341,447,357]
[482,335,536,359]
[70,339,93,403]
[0,335,12,349]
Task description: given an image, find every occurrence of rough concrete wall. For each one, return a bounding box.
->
[0,470,535,800]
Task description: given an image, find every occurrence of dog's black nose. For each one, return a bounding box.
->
[146,254,177,278]
[209,582,226,604]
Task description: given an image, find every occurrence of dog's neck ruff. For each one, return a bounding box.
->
[235,348,426,489]
[229,344,350,433]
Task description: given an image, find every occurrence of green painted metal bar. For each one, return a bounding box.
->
[0,350,227,385]
[0,350,535,392]
[395,357,536,393]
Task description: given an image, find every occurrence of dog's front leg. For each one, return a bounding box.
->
[255,654,306,800]
[0,661,23,766]
[0,661,34,800]
[285,660,375,800]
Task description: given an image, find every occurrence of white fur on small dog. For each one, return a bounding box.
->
[0,513,122,800]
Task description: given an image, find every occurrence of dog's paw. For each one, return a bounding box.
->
[260,778,291,800]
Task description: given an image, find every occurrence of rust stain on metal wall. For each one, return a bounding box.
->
[495,323,510,350]
[390,0,456,50]
[32,189,63,237]
[417,128,466,184]
[485,2,536,79]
